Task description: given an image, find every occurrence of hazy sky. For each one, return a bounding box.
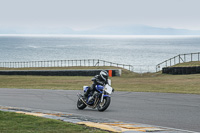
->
[0,0,200,30]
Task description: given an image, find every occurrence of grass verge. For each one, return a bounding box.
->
[0,66,200,94]
[172,61,200,67]
[0,111,108,133]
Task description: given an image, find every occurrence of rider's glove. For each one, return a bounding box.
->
[112,88,115,92]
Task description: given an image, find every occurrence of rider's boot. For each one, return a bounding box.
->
[83,86,93,101]
[83,88,89,100]
[83,93,87,100]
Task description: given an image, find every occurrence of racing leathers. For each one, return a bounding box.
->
[84,75,108,98]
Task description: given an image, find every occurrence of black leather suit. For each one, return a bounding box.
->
[84,75,108,97]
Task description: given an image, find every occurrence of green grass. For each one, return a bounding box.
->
[172,61,200,67]
[0,111,108,133]
[0,65,200,94]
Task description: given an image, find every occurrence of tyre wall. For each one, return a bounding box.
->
[0,69,121,76]
[162,67,200,75]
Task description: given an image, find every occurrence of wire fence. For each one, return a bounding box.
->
[0,59,133,71]
[0,59,157,73]
[156,52,200,72]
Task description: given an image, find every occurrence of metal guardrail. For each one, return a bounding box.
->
[156,52,200,72]
[0,59,134,72]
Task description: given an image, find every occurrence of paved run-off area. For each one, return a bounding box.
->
[0,88,199,133]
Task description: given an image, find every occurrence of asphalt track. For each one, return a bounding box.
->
[0,88,199,132]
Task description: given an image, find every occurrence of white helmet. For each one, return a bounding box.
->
[100,70,108,81]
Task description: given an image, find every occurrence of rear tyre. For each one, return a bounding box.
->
[77,98,87,110]
[97,97,111,112]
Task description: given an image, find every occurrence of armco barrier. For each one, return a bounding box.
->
[162,66,200,75]
[0,69,121,76]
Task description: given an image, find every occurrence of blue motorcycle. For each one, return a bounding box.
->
[77,79,114,112]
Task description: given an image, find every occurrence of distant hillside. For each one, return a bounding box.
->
[1,25,200,35]
[81,25,200,35]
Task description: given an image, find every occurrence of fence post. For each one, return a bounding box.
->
[156,65,158,72]
[174,57,176,65]
[191,53,193,62]
[184,54,186,62]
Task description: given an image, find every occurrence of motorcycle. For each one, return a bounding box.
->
[77,79,114,112]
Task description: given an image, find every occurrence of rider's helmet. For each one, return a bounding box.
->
[100,70,108,81]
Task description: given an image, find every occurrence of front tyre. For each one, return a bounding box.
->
[77,98,87,110]
[97,97,111,112]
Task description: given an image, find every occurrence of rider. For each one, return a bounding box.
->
[83,70,109,99]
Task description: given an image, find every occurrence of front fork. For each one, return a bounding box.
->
[101,90,104,103]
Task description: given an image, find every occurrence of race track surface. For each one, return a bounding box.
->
[0,88,199,132]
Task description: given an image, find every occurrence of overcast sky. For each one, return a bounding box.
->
[0,0,200,31]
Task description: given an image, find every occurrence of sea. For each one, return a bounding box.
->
[1,34,200,72]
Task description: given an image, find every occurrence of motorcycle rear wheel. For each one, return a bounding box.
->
[97,97,111,112]
[77,98,87,110]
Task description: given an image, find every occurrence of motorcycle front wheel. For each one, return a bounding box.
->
[97,97,111,112]
[77,98,87,110]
